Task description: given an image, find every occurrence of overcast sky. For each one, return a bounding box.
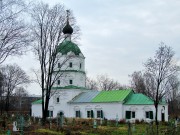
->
[5,0,180,95]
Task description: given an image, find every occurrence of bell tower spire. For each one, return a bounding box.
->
[63,10,73,41]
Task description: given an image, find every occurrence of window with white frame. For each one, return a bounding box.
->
[146,111,153,119]
[87,110,94,118]
[75,110,81,118]
[126,111,136,119]
[132,111,135,118]
[80,63,82,69]
[47,110,53,117]
[97,110,103,118]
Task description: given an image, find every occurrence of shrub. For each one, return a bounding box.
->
[108,119,117,126]
[102,118,108,126]
[135,119,140,124]
[64,117,68,125]
[119,119,126,124]
[140,119,144,124]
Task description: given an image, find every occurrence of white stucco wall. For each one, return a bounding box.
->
[31,104,42,117]
[32,93,168,122]
[31,89,84,118]
[56,53,85,71]
[124,104,168,122]
[32,89,123,120]
[68,103,123,120]
[54,72,86,88]
[47,89,87,117]
[53,53,86,88]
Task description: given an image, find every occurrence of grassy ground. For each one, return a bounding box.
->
[0,116,179,135]
[0,123,179,135]
[32,123,180,135]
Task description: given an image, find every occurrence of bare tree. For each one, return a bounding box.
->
[130,70,180,117]
[97,74,117,90]
[97,74,128,90]
[0,71,4,114]
[30,2,80,124]
[14,87,29,97]
[165,75,180,116]
[0,64,30,113]
[13,87,29,112]
[0,0,30,64]
[130,71,157,98]
[144,43,180,134]
[86,77,98,90]
[130,71,146,94]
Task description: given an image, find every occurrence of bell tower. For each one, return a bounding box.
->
[53,10,86,90]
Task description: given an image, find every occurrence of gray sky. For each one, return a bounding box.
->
[5,0,180,94]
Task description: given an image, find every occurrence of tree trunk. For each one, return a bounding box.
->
[5,96,9,113]
[155,81,160,135]
[42,88,45,126]
[155,102,159,135]
[42,90,50,126]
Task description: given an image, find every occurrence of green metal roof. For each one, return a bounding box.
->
[91,90,133,103]
[124,94,154,105]
[58,41,82,55]
[32,99,42,104]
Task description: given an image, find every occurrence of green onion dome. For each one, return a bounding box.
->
[63,21,73,34]
[58,41,82,56]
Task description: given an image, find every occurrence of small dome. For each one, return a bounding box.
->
[63,22,73,34]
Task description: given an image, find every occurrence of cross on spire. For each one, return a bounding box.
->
[66,10,70,24]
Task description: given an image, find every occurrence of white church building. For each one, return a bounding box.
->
[31,15,168,122]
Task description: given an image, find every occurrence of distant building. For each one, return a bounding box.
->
[31,14,168,122]
[0,95,40,114]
